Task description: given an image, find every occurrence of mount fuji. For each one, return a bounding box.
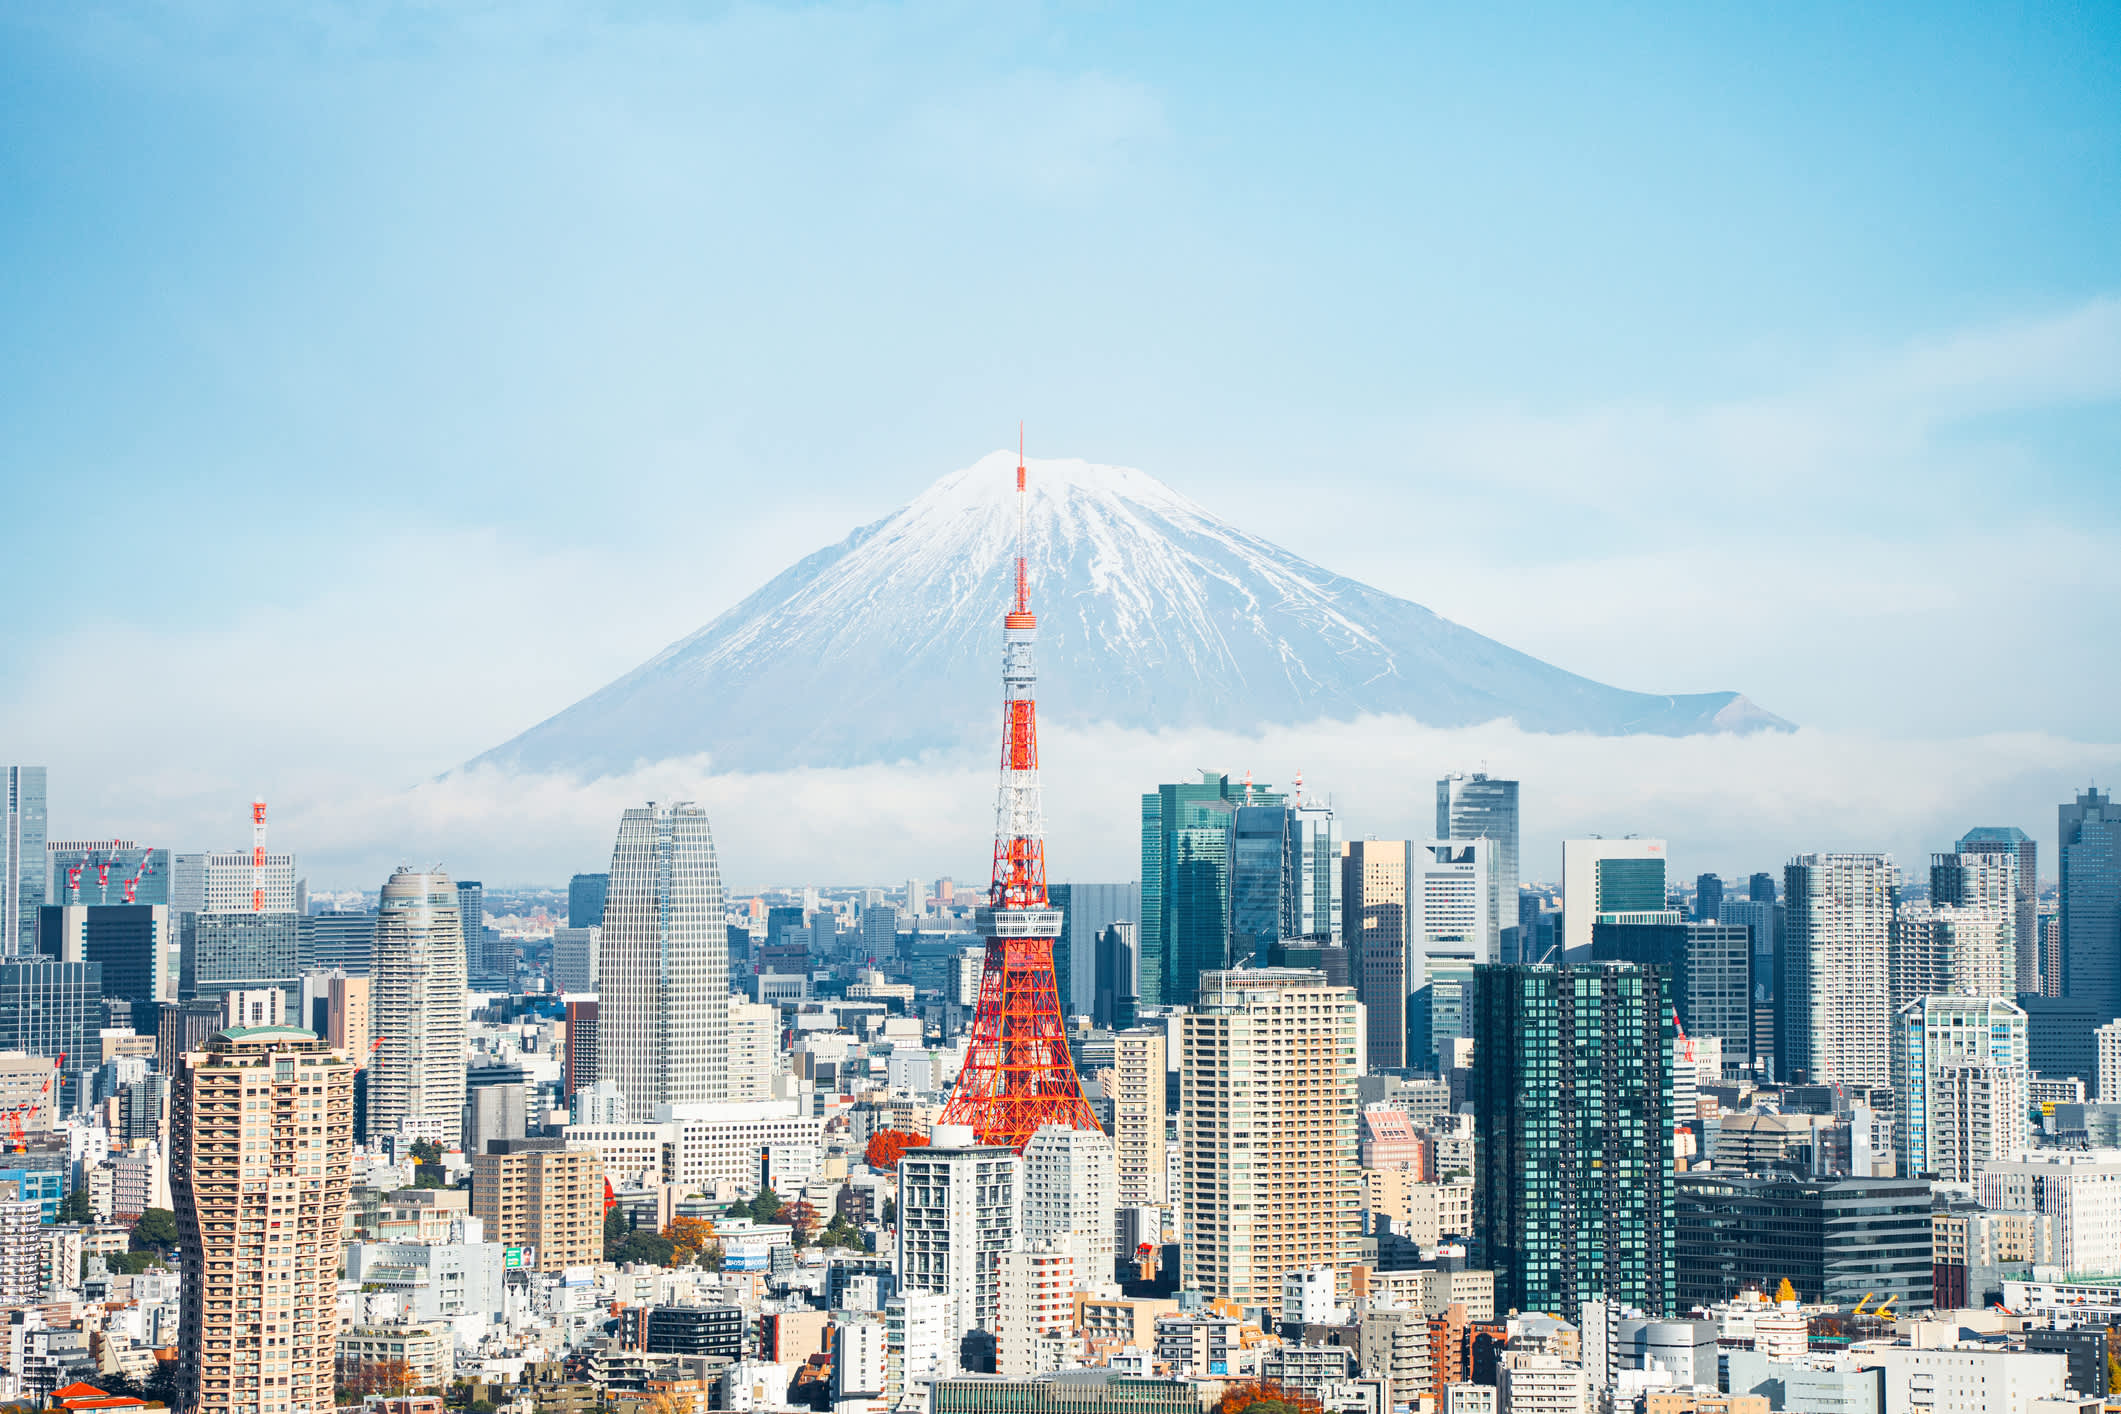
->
[473,453,1788,777]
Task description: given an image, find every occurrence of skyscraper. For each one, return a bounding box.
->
[3,768,46,957]
[1780,853,1896,1086]
[1229,804,1292,967]
[366,868,468,1145]
[1472,961,1675,1322]
[552,926,599,995]
[1890,995,2028,1182]
[2061,789,2121,1016]
[1141,773,1285,1008]
[600,802,728,1114]
[1343,840,1409,1069]
[170,1025,355,1414]
[1021,1122,1118,1279]
[1111,1026,1167,1206]
[36,903,174,1002]
[1180,968,1360,1305]
[1889,904,2012,1010]
[1285,799,1342,944]
[1407,839,1492,1069]
[567,872,610,929]
[1560,838,1670,957]
[1437,774,1519,962]
[1948,828,2037,995]
[1694,873,1723,924]
[456,879,492,988]
[1051,882,1139,1022]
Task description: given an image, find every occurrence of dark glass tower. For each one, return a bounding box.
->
[2061,789,2121,1015]
[1471,961,1675,1321]
[1139,773,1284,1008]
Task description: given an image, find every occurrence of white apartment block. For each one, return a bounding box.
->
[202,852,297,915]
[1977,1150,2121,1278]
[1496,1350,1587,1414]
[1869,1343,2075,1414]
[994,1244,1079,1378]
[895,1126,1022,1339]
[1891,995,2028,1182]
[1021,1123,1117,1281]
[562,1101,823,1195]
[1787,852,1896,1087]
[2099,1020,2121,1103]
[727,1002,780,1103]
[884,1292,952,1412]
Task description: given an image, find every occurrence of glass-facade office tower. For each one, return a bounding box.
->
[1890,996,2028,1182]
[1946,828,2037,995]
[186,913,306,1008]
[44,843,172,907]
[601,802,727,1113]
[4,768,46,957]
[1437,774,1519,962]
[300,912,376,975]
[1472,961,1675,1322]
[367,868,468,1145]
[1560,838,1670,957]
[567,872,610,929]
[1594,920,1751,1063]
[1283,802,1341,944]
[1674,1173,1934,1311]
[1050,882,1139,1021]
[1780,853,1896,1087]
[2061,789,2121,1016]
[1694,874,1723,923]
[1140,773,1283,1009]
[37,904,174,1002]
[1229,805,1290,968]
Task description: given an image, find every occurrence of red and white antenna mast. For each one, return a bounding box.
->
[251,798,268,912]
[937,430,1101,1150]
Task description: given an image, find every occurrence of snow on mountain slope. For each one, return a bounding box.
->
[472,453,1789,777]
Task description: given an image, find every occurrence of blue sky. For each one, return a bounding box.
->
[4,3,2119,884]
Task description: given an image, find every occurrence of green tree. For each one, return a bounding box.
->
[748,1188,783,1224]
[409,1139,444,1165]
[58,1187,95,1225]
[130,1208,179,1252]
[604,1207,628,1244]
[882,1196,896,1226]
[611,1230,675,1267]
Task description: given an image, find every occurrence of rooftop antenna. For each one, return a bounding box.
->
[1293,769,1305,807]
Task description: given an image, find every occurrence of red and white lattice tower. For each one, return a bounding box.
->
[251,799,268,912]
[936,434,1103,1151]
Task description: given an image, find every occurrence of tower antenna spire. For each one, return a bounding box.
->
[937,428,1102,1151]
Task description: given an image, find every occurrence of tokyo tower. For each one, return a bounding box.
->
[935,435,1104,1151]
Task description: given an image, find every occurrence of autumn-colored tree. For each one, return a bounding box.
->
[1774,1277,1797,1303]
[784,1199,820,1236]
[865,1129,928,1171]
[663,1216,718,1265]
[1215,1383,1321,1414]
[337,1357,417,1399]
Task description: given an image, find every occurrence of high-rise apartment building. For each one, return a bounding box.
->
[1407,840,1492,1069]
[456,880,497,989]
[1937,831,2036,993]
[1112,1026,1167,1207]
[1560,837,1669,957]
[1141,773,1284,1009]
[170,1026,355,1414]
[563,999,598,1103]
[884,1292,952,1412]
[600,803,728,1114]
[325,974,369,1061]
[552,926,599,995]
[1343,840,1409,1069]
[1472,961,1675,1322]
[896,1124,1023,1339]
[1889,904,2013,1009]
[1180,968,1360,1306]
[1890,995,2028,1182]
[727,1001,777,1102]
[567,872,609,929]
[1022,1122,1117,1279]
[2061,789,2121,1016]
[1437,774,1519,961]
[4,768,47,957]
[994,1244,1079,1378]
[1779,854,1896,1087]
[470,1138,604,1271]
[366,868,468,1146]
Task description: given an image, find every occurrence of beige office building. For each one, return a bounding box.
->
[1180,968,1359,1305]
[170,1026,356,1414]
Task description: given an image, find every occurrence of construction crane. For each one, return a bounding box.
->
[3,1056,62,1154]
[1852,1293,1876,1316]
[120,847,156,905]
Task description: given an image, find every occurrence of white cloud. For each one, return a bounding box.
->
[240,717,2115,892]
